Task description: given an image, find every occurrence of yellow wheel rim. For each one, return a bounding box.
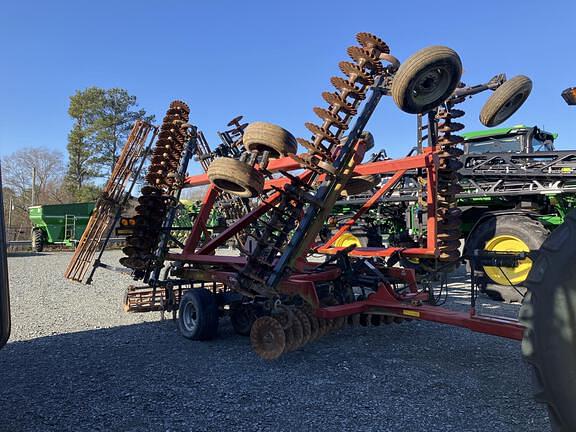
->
[483,234,532,286]
[333,233,362,248]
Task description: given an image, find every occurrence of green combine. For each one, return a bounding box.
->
[28,202,95,252]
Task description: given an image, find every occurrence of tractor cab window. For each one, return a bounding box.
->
[532,137,554,152]
[467,135,522,154]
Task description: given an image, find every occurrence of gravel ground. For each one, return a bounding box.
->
[0,250,549,432]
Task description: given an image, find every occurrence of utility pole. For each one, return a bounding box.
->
[7,197,12,229]
[31,167,36,206]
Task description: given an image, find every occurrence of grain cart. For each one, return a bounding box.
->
[28,202,95,252]
[65,33,569,430]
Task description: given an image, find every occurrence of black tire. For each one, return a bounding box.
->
[479,75,532,127]
[341,175,380,196]
[32,229,44,253]
[521,209,576,431]
[465,215,549,291]
[207,157,264,198]
[177,288,219,340]
[392,46,462,114]
[243,121,298,158]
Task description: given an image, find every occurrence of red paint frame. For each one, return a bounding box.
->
[168,145,523,341]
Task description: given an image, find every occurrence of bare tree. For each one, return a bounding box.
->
[2,147,65,206]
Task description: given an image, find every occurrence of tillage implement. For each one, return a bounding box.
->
[68,33,536,361]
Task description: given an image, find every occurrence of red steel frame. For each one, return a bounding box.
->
[168,149,524,341]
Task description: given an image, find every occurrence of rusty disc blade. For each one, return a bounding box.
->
[227,115,243,127]
[339,62,374,86]
[305,123,340,146]
[119,256,147,270]
[148,165,169,175]
[330,76,360,94]
[158,131,175,141]
[437,231,461,242]
[317,318,329,336]
[121,245,145,257]
[166,107,187,118]
[283,325,295,353]
[436,109,465,119]
[438,121,465,134]
[437,135,464,147]
[321,92,357,115]
[296,138,321,154]
[273,310,296,352]
[140,185,162,196]
[438,239,461,252]
[146,173,168,185]
[347,46,382,73]
[287,312,304,352]
[302,307,320,341]
[135,205,165,218]
[293,309,311,346]
[355,32,390,54]
[313,107,348,130]
[437,218,461,231]
[169,100,190,113]
[348,314,361,327]
[250,316,286,360]
[151,158,179,169]
[138,194,167,206]
[437,207,462,218]
[126,236,154,249]
[438,157,463,171]
[438,183,463,196]
[439,249,461,261]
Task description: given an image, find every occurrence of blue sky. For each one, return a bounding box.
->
[1,1,575,175]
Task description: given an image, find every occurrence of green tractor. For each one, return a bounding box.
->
[458,124,576,300]
[331,123,576,301]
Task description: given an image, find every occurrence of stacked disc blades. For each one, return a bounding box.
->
[239,33,393,298]
[250,304,347,360]
[297,32,390,160]
[435,103,465,266]
[250,303,406,360]
[120,100,190,271]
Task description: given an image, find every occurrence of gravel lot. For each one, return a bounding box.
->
[0,250,549,432]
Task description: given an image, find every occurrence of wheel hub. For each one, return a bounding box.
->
[483,234,532,285]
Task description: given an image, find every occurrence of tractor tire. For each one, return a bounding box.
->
[177,288,219,341]
[521,209,576,431]
[391,46,462,114]
[466,215,548,299]
[243,121,298,158]
[341,175,380,196]
[207,157,264,198]
[479,75,532,127]
[32,229,44,253]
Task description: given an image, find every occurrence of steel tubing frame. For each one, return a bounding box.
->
[167,143,523,340]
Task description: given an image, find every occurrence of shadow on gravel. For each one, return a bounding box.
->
[0,316,546,432]
[7,252,47,258]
